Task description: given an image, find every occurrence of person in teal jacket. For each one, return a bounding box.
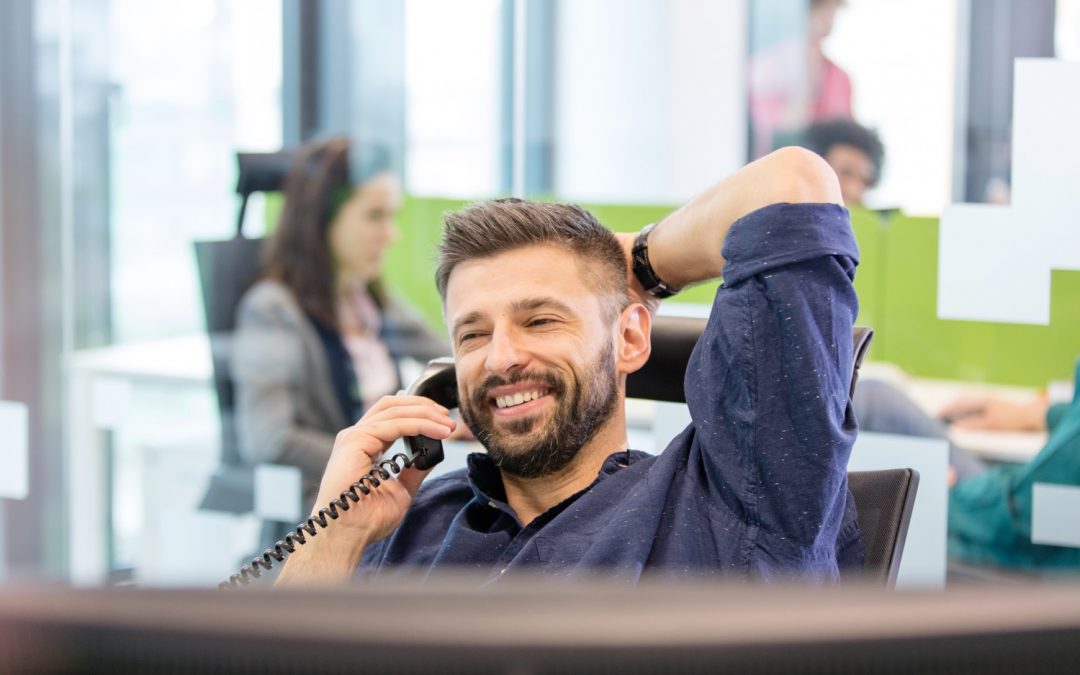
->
[945,361,1080,570]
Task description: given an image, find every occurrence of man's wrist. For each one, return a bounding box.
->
[631,222,678,298]
[275,529,368,586]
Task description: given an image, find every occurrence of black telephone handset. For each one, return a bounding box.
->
[221,357,459,589]
[403,357,458,470]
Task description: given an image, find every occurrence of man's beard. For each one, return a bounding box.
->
[458,341,618,479]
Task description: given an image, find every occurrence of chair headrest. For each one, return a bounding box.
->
[235,151,297,197]
[850,326,875,399]
[625,317,874,404]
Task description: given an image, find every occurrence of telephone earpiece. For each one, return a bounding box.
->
[404,357,459,470]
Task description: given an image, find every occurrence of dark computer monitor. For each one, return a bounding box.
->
[2,579,1080,674]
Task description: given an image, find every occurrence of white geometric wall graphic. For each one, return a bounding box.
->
[938,59,1080,324]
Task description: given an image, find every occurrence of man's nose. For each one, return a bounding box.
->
[484,326,527,375]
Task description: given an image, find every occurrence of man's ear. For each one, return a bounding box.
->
[616,303,651,375]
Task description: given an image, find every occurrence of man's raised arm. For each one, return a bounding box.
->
[624,147,843,300]
[636,146,858,577]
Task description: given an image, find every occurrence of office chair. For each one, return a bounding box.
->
[626,317,916,586]
[195,151,294,513]
[845,468,919,586]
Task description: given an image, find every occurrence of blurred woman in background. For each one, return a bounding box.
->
[231,137,448,544]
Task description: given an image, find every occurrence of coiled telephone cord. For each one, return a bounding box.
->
[219,452,414,590]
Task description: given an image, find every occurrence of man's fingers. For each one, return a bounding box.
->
[336,417,455,456]
[336,404,456,449]
[358,403,456,427]
[366,418,455,445]
[365,393,451,415]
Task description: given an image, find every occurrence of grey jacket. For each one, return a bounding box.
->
[231,280,449,504]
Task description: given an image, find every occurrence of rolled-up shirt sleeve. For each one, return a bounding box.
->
[684,202,860,565]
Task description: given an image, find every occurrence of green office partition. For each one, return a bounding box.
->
[383,195,471,328]
[849,206,886,334]
[853,209,1078,387]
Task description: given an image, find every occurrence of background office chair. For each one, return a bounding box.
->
[627,317,917,586]
[195,151,294,513]
[846,468,919,586]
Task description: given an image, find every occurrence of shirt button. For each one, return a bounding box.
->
[500,568,507,575]
[488,501,497,508]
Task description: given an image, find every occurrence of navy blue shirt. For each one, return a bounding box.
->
[360,202,863,583]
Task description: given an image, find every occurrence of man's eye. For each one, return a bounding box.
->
[527,318,554,328]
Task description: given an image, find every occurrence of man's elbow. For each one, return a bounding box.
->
[761,146,843,206]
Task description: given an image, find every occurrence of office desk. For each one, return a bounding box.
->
[860,361,1048,464]
[65,335,215,585]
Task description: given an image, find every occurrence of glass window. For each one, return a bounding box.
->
[551,0,747,204]
[53,0,283,582]
[404,0,502,197]
[109,0,282,342]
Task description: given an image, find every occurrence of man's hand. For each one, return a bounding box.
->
[939,395,1048,432]
[275,394,456,585]
[615,231,661,317]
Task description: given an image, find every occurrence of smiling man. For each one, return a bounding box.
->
[275,147,863,585]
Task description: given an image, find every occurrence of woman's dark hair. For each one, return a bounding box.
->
[261,136,386,328]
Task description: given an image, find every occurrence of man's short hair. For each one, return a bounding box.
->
[436,199,629,319]
[802,119,885,186]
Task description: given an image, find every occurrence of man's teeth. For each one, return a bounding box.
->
[495,390,545,409]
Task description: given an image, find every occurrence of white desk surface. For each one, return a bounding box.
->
[66,334,212,384]
[860,361,1047,464]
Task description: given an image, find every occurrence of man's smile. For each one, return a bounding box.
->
[487,383,555,418]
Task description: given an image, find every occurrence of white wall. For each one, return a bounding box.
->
[404,0,503,197]
[553,0,747,204]
[828,0,958,215]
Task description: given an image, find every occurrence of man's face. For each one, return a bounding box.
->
[824,143,875,206]
[445,245,620,479]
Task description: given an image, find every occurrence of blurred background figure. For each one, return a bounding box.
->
[801,118,884,206]
[231,137,449,548]
[852,358,1080,574]
[748,0,853,159]
[945,367,1080,574]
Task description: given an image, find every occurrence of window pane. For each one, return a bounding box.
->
[404,0,502,197]
[109,0,282,342]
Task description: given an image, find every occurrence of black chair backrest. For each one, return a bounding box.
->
[627,318,875,404]
[233,151,295,237]
[626,316,705,403]
[851,325,874,399]
[193,237,264,466]
[845,468,919,586]
[193,234,264,423]
[195,150,295,467]
[195,151,298,513]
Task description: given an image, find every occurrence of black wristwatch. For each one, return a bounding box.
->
[631,222,677,298]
